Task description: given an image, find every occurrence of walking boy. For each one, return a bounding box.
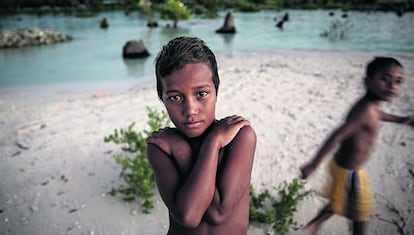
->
[146,36,256,235]
[300,56,413,235]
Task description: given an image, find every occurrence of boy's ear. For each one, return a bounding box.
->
[364,76,370,87]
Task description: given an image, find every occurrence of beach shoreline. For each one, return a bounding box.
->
[2,47,414,99]
[1,49,413,235]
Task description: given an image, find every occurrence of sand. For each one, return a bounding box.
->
[1,49,413,235]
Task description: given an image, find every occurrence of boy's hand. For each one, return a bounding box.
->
[300,163,316,179]
[210,115,251,148]
[403,116,414,128]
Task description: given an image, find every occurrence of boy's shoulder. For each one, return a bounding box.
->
[346,98,381,123]
[238,125,256,140]
[225,124,257,149]
[147,127,187,155]
[211,118,256,144]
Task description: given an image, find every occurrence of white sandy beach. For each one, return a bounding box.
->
[1,49,413,235]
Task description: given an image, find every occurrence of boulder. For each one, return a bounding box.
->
[100,18,109,28]
[122,40,150,59]
[276,19,285,29]
[0,27,73,49]
[282,12,289,22]
[276,12,289,30]
[215,12,236,34]
[147,20,158,28]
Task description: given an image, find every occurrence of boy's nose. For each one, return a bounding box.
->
[388,80,399,90]
[183,99,198,117]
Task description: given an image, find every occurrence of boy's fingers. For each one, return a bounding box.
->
[299,165,311,179]
[300,171,308,179]
[222,115,251,126]
[146,136,158,144]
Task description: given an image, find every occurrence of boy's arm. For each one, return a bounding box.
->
[300,108,368,179]
[147,116,250,228]
[203,125,256,225]
[380,111,414,127]
[147,143,193,223]
[171,116,251,226]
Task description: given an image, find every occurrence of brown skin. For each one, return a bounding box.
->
[146,63,257,235]
[300,64,413,235]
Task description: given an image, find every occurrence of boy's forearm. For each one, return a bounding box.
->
[308,129,342,168]
[203,188,224,224]
[204,126,256,225]
[204,182,247,225]
[174,138,221,226]
[381,111,410,124]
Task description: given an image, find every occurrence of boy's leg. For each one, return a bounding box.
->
[352,221,367,235]
[303,204,333,235]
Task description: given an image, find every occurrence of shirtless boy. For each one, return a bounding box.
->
[300,56,414,235]
[146,36,256,235]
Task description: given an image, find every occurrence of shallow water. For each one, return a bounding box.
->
[0,10,413,88]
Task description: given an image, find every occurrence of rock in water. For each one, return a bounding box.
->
[0,27,73,49]
[216,12,236,34]
[122,40,150,59]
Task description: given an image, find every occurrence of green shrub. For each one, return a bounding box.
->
[104,107,171,213]
[250,178,313,235]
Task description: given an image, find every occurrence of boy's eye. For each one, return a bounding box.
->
[381,75,391,83]
[168,95,182,102]
[197,91,208,98]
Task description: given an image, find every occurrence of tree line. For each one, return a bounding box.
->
[0,0,412,14]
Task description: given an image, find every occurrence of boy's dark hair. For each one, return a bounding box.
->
[155,36,220,100]
[366,56,403,78]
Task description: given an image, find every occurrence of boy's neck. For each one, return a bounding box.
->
[363,91,382,106]
[183,119,218,151]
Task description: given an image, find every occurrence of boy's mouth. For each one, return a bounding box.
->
[184,120,202,129]
[385,91,395,98]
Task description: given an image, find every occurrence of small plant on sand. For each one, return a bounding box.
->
[374,193,411,235]
[104,107,170,213]
[249,178,313,235]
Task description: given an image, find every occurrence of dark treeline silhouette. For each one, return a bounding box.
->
[0,0,160,11]
[1,0,413,13]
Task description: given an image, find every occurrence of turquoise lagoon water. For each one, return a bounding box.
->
[0,10,413,88]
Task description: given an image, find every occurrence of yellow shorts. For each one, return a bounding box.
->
[322,160,373,221]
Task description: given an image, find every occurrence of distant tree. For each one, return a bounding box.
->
[157,0,191,28]
[139,0,156,23]
[186,0,223,15]
[235,0,260,12]
[200,0,224,10]
[139,0,152,14]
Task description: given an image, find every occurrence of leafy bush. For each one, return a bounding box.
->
[104,107,170,213]
[249,178,313,235]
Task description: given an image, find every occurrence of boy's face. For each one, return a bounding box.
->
[367,65,404,102]
[161,62,217,138]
